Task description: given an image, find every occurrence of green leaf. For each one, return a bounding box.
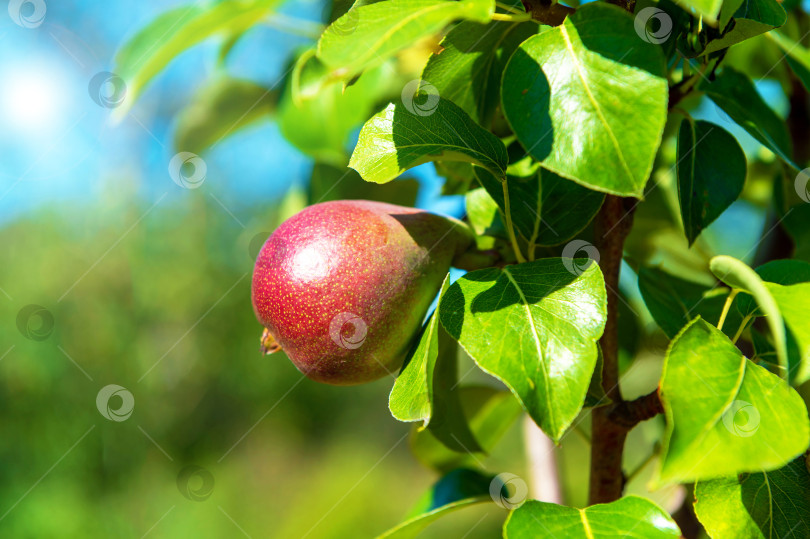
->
[279,53,395,166]
[504,496,681,538]
[173,77,275,155]
[435,161,476,195]
[676,119,746,245]
[657,317,810,484]
[710,255,787,376]
[308,163,419,207]
[638,266,740,339]
[465,187,507,238]
[378,468,494,539]
[317,0,495,83]
[410,387,523,473]
[784,204,810,262]
[584,347,610,408]
[767,31,810,91]
[475,168,605,249]
[439,258,607,442]
[694,457,810,539]
[500,2,668,198]
[674,0,723,23]
[701,68,796,170]
[350,98,508,184]
[702,0,787,55]
[422,19,538,127]
[736,259,810,317]
[767,282,810,384]
[114,0,279,115]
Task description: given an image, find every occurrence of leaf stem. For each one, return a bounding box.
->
[502,179,527,264]
[496,1,526,14]
[732,313,753,344]
[491,12,533,22]
[717,289,739,331]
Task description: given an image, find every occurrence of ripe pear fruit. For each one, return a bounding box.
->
[251,200,472,385]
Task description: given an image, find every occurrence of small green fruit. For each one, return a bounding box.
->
[251,200,471,385]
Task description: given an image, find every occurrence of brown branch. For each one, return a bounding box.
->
[521,0,574,26]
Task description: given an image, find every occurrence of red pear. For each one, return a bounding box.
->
[251,200,472,385]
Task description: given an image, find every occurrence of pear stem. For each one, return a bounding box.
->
[502,178,527,264]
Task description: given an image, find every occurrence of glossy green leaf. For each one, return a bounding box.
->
[439,258,607,442]
[173,77,275,155]
[317,0,495,83]
[701,68,796,170]
[350,98,509,184]
[767,31,810,91]
[378,468,494,538]
[410,387,523,473]
[280,53,396,166]
[504,496,681,538]
[638,266,740,339]
[736,259,810,317]
[694,457,810,539]
[114,0,279,115]
[475,168,604,249]
[422,19,538,127]
[501,2,668,198]
[710,255,787,376]
[657,317,810,484]
[703,0,787,55]
[676,119,746,245]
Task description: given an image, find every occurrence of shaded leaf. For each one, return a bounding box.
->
[767,31,810,91]
[465,187,507,238]
[439,258,607,442]
[676,119,746,245]
[673,0,723,23]
[504,496,681,538]
[657,318,809,484]
[694,457,810,539]
[703,0,787,55]
[350,98,508,184]
[422,19,538,127]
[174,77,275,155]
[410,387,523,473]
[378,468,494,538]
[308,163,419,207]
[701,68,796,170]
[501,3,668,198]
